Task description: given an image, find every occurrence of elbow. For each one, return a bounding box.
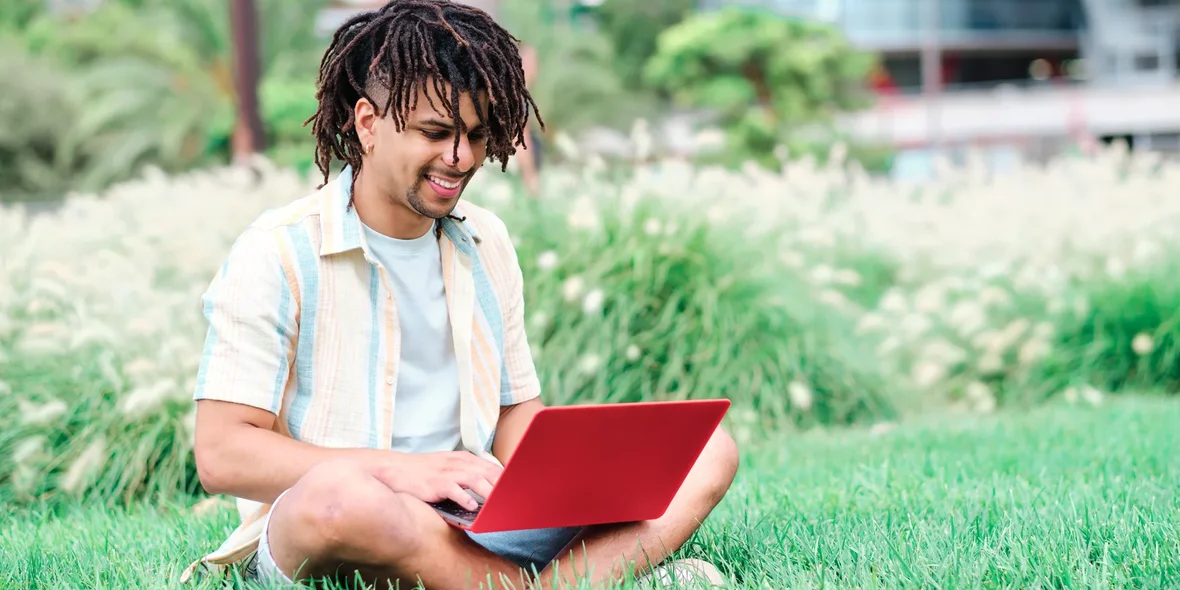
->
[194,430,232,496]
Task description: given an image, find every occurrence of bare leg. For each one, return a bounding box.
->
[265,460,542,589]
[264,426,738,589]
[538,426,740,588]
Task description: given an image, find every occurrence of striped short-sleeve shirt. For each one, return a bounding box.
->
[184,165,540,577]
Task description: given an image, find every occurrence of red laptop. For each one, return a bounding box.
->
[430,399,731,533]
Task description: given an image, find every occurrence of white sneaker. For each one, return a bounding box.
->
[636,558,727,588]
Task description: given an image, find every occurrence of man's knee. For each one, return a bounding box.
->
[703,426,740,498]
[273,460,422,568]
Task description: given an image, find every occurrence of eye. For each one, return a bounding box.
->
[422,130,450,141]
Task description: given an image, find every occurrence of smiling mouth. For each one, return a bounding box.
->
[426,174,462,190]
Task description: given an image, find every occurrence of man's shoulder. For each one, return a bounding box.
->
[218,185,328,268]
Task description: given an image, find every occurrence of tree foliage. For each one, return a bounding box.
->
[591,0,696,91]
[645,7,878,169]
[10,0,329,194]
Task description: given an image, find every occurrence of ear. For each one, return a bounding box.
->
[354,97,379,150]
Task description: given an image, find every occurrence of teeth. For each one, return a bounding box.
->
[429,176,460,189]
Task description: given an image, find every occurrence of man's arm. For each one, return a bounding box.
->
[489,212,547,466]
[191,227,380,503]
[491,397,544,466]
[191,228,499,508]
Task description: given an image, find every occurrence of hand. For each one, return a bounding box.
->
[372,451,502,511]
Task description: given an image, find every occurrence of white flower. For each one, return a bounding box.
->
[973,394,997,414]
[577,353,602,375]
[779,250,805,269]
[536,251,559,272]
[60,437,106,494]
[818,289,850,310]
[965,380,992,401]
[554,132,580,160]
[1062,386,1079,404]
[120,378,177,417]
[561,276,585,302]
[528,311,550,331]
[1017,338,1052,367]
[809,265,834,284]
[1132,332,1154,356]
[643,218,662,236]
[879,290,908,314]
[978,353,1005,375]
[979,286,1011,308]
[911,360,947,389]
[19,398,68,426]
[1081,385,1104,406]
[14,436,45,464]
[948,300,986,336]
[855,312,887,334]
[876,336,902,356]
[582,289,605,315]
[833,269,863,287]
[625,344,641,362]
[787,380,813,411]
[484,182,513,204]
[567,196,601,231]
[913,283,946,314]
[899,313,932,338]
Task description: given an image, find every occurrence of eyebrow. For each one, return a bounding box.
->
[419,118,487,133]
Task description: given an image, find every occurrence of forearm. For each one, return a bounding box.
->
[197,422,385,504]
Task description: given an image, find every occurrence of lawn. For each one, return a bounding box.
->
[3,396,1176,589]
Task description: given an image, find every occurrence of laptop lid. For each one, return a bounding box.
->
[468,398,731,533]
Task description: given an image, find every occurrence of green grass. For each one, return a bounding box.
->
[3,396,1178,589]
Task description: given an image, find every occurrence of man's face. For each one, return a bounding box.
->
[355,77,490,220]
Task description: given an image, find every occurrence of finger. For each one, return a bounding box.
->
[464,452,505,482]
[465,477,494,503]
[445,482,479,511]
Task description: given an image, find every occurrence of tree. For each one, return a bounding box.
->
[230,0,265,162]
[645,6,877,169]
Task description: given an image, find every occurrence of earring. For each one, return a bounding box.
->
[363,143,374,156]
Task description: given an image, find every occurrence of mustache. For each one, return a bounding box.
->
[421,168,472,182]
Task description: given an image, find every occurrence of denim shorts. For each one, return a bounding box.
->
[250,489,584,585]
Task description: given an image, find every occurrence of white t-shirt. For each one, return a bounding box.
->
[361,220,462,454]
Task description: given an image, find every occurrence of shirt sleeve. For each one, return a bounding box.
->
[193,226,297,415]
[499,234,542,407]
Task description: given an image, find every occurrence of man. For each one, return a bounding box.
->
[181,1,739,587]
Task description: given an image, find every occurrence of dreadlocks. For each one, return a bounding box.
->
[305,0,543,191]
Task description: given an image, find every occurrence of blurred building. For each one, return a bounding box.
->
[704,0,1180,170]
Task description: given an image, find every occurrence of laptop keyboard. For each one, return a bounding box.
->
[430,500,482,522]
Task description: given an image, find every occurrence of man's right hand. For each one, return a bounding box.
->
[370,451,503,511]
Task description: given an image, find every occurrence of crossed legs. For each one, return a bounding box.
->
[264,426,740,589]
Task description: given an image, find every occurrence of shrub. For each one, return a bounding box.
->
[0,43,90,203]
[4,140,1180,506]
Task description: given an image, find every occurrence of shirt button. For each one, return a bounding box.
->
[386,376,394,385]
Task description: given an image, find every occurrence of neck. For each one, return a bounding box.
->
[351,165,434,239]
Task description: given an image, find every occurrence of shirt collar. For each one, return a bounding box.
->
[318,164,481,257]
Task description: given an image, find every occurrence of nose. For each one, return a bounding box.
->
[444,135,476,171]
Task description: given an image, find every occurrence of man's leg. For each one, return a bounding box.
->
[263,425,739,589]
[264,460,543,589]
[538,426,740,588]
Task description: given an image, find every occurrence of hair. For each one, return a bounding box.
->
[305,0,543,196]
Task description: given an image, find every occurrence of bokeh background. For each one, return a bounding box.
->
[3,1,1180,587]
